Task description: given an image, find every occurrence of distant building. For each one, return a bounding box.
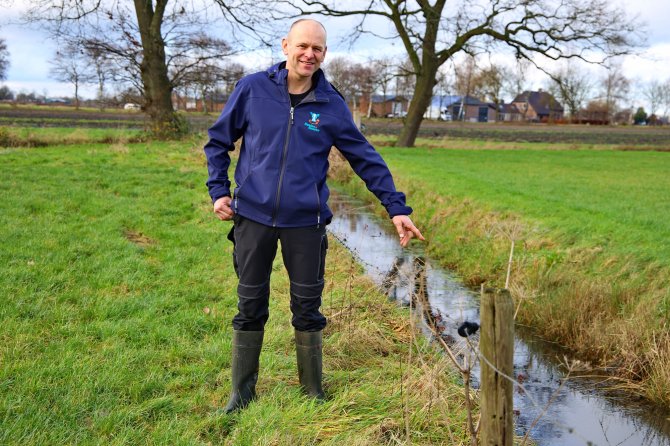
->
[45,98,71,105]
[497,102,523,122]
[357,95,409,118]
[426,95,498,123]
[511,90,564,122]
[172,92,228,113]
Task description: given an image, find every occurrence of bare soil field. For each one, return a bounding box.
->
[0,107,147,128]
[364,119,670,146]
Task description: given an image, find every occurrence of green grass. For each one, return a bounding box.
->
[332,144,670,405]
[381,147,670,266]
[0,140,470,445]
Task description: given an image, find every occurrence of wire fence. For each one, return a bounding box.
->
[325,197,670,446]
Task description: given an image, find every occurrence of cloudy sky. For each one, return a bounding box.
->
[1,0,669,108]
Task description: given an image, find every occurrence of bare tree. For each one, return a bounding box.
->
[83,45,112,110]
[325,56,375,112]
[394,58,415,105]
[547,61,593,120]
[453,56,478,98]
[259,0,643,146]
[599,62,630,123]
[507,59,531,100]
[183,61,245,113]
[49,42,95,108]
[0,37,9,81]
[433,64,453,119]
[662,79,670,119]
[643,80,665,119]
[220,62,246,96]
[453,56,478,120]
[24,0,265,137]
[474,63,512,107]
[0,85,13,100]
[368,56,397,117]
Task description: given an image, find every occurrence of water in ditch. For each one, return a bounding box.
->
[327,190,670,446]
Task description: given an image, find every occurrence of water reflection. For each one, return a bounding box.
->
[328,191,670,446]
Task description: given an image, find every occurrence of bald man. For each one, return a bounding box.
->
[204,19,423,413]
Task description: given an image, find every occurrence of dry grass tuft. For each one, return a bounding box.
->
[109,143,130,154]
[123,229,156,247]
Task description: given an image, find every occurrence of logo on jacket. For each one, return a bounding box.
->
[304,112,321,132]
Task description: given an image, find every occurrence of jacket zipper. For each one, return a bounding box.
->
[271,80,328,227]
[314,183,321,228]
[272,104,294,226]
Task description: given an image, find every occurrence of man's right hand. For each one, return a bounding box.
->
[213,196,234,221]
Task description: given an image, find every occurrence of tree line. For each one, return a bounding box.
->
[0,0,647,143]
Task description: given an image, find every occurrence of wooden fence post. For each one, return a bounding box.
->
[480,287,514,446]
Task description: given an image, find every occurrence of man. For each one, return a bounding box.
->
[204,18,424,413]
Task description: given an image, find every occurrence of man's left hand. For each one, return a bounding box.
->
[392,215,425,248]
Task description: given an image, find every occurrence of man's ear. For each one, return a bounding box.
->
[281,37,289,55]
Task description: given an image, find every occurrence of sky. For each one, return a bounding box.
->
[1,0,670,109]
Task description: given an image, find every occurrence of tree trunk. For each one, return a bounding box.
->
[74,79,80,110]
[133,0,184,138]
[201,87,208,114]
[396,62,438,147]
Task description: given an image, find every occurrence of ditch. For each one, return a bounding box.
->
[328,190,670,446]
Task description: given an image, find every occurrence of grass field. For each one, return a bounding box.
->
[333,142,670,405]
[0,137,471,445]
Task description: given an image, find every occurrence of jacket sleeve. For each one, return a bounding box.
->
[203,80,249,203]
[334,113,413,218]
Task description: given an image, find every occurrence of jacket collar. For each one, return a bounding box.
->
[266,61,331,99]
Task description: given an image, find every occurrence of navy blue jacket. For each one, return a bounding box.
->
[204,62,412,228]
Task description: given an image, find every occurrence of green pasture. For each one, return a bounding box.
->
[0,137,468,445]
[379,147,670,266]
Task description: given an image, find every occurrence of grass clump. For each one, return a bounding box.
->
[1,139,473,445]
[333,144,670,406]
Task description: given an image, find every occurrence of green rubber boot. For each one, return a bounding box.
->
[295,330,326,400]
[224,330,264,413]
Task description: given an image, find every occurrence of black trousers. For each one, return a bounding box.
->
[227,215,328,332]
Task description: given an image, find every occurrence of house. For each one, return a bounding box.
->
[427,95,498,122]
[172,91,227,113]
[511,90,564,122]
[497,102,523,122]
[357,95,409,118]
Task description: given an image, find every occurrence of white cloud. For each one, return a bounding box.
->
[623,43,670,83]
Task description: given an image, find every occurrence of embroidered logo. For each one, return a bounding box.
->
[304,112,321,132]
